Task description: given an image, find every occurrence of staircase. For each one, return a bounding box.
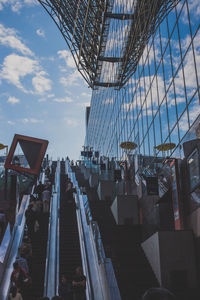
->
[59,161,82,280]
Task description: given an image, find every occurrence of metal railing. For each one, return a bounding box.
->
[0,194,30,300]
[66,159,121,300]
[43,161,60,298]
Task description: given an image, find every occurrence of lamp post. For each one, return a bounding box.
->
[120,141,137,195]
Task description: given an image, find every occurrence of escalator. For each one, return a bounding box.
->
[59,161,82,280]
[73,165,158,300]
[29,212,49,299]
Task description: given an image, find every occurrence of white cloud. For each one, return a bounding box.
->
[0,54,39,92]
[0,24,33,56]
[57,50,76,68]
[47,94,55,98]
[0,54,52,94]
[60,70,83,87]
[0,0,38,12]
[53,96,73,103]
[32,71,52,94]
[81,92,91,97]
[7,96,20,104]
[36,29,45,38]
[8,120,15,125]
[179,100,200,131]
[38,98,46,102]
[65,118,78,127]
[22,118,43,123]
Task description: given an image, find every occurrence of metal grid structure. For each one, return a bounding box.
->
[119,0,181,86]
[37,0,114,88]
[86,0,200,164]
[37,0,180,89]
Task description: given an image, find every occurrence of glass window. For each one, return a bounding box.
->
[193,29,200,85]
[187,148,200,191]
[188,96,200,128]
[170,25,182,74]
[154,113,162,147]
[187,0,200,36]
[179,109,189,140]
[183,46,198,103]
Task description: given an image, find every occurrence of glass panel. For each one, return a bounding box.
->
[160,101,169,142]
[193,29,200,85]
[187,0,200,36]
[179,109,189,140]
[167,84,178,132]
[183,46,198,103]
[170,25,182,74]
[187,149,200,191]
[188,96,200,128]
[174,66,187,118]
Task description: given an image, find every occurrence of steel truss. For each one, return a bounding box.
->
[37,0,180,89]
[119,0,181,86]
[37,0,114,88]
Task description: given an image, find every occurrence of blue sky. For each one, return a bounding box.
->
[0,0,92,160]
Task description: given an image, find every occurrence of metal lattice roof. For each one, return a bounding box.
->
[37,0,180,89]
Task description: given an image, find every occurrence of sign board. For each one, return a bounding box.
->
[5,134,48,176]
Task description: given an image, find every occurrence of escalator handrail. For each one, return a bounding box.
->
[74,193,94,300]
[0,194,30,300]
[43,161,60,298]
[66,160,94,300]
[67,161,121,300]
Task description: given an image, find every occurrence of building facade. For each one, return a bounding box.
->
[86,0,200,162]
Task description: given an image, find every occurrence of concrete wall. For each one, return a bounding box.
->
[188,207,200,275]
[159,231,197,289]
[141,232,161,283]
[111,195,138,225]
[188,207,200,237]
[97,180,115,201]
[142,231,197,289]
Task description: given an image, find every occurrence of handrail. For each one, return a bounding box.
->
[66,161,93,300]
[66,160,121,300]
[74,193,93,300]
[43,161,60,298]
[0,194,30,300]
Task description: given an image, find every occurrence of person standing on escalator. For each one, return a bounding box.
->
[72,267,86,300]
[59,274,73,300]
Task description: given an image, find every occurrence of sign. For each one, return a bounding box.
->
[5,134,48,176]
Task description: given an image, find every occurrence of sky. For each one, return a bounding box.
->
[0,0,92,160]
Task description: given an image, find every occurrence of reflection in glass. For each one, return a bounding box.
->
[188,148,200,191]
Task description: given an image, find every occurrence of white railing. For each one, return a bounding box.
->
[0,194,30,300]
[43,161,60,298]
[66,160,121,300]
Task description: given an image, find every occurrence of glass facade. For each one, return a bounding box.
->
[86,0,200,165]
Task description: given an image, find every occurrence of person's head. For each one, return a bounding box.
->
[51,297,61,300]
[75,266,83,276]
[13,262,19,270]
[39,297,50,300]
[142,288,176,300]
